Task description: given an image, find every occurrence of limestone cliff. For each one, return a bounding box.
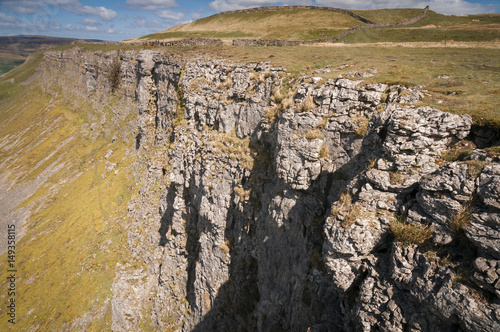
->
[42,48,500,332]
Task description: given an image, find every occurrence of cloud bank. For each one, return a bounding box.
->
[209,0,497,14]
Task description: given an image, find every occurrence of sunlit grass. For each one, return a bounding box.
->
[0,73,137,330]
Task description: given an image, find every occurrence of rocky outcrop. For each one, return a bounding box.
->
[42,49,500,332]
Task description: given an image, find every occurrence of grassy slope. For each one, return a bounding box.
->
[138,8,500,43]
[0,56,137,330]
[140,9,364,41]
[344,11,500,43]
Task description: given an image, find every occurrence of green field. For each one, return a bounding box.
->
[0,52,27,76]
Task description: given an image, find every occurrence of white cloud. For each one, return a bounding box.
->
[209,0,313,11]
[156,10,185,20]
[79,6,117,21]
[207,0,497,14]
[314,0,496,15]
[0,12,20,24]
[126,0,178,11]
[85,25,98,31]
[81,18,100,26]
[134,19,163,28]
[0,0,117,21]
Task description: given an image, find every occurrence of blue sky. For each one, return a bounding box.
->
[0,0,498,41]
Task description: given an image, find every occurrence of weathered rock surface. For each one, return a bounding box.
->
[42,49,500,332]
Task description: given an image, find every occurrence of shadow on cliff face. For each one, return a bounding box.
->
[184,114,389,331]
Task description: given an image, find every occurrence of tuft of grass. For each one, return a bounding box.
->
[389,171,405,185]
[341,202,365,229]
[219,241,231,254]
[449,202,472,234]
[486,145,500,158]
[331,191,352,219]
[319,144,330,159]
[367,159,377,169]
[464,160,489,178]
[304,128,323,140]
[234,186,251,201]
[353,115,369,138]
[390,218,433,246]
[441,140,477,162]
[297,94,316,112]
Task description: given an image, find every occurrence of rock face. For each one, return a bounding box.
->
[43,49,500,331]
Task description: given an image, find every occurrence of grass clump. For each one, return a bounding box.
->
[486,145,500,158]
[305,128,323,140]
[389,171,405,185]
[390,218,433,246]
[330,192,352,219]
[464,160,489,178]
[297,94,316,112]
[341,202,365,229]
[234,186,251,202]
[367,159,377,169]
[319,145,329,159]
[353,115,369,138]
[441,140,477,162]
[330,192,369,228]
[449,203,472,234]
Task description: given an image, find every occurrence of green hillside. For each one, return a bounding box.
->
[140,9,363,41]
[137,7,500,43]
[0,51,137,331]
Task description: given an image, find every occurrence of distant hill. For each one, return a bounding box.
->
[0,35,102,76]
[135,6,500,44]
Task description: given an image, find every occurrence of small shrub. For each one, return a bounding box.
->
[109,58,121,91]
[390,218,433,246]
[305,128,323,140]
